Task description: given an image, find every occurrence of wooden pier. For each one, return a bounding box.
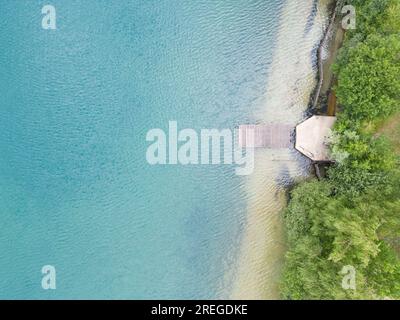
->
[238,124,293,148]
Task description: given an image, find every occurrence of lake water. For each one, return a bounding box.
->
[0,0,328,299]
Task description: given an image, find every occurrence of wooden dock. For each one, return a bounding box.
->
[238,124,293,148]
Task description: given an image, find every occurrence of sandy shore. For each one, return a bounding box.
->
[230,0,333,300]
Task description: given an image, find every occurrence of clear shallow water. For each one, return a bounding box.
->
[0,0,285,299]
[231,0,331,298]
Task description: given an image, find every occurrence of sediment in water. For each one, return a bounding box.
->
[230,0,334,300]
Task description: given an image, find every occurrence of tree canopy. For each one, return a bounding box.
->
[281,0,400,300]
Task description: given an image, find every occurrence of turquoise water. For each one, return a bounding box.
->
[0,0,283,299]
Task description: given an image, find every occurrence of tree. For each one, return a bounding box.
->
[281,0,400,300]
[334,34,400,121]
[344,0,400,38]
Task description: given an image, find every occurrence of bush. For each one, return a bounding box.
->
[281,179,400,299]
[334,34,400,122]
[281,0,400,300]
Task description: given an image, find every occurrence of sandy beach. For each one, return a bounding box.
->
[230,0,333,300]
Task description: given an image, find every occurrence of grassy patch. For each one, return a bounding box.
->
[377,112,400,154]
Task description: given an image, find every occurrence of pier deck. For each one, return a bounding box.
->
[238,124,293,148]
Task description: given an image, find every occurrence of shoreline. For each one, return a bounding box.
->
[279,0,400,299]
[230,0,334,300]
[313,0,345,116]
[312,0,339,110]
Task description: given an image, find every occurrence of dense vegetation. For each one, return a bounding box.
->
[281,0,400,299]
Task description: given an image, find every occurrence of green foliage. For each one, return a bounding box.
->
[281,0,400,300]
[281,235,343,300]
[284,181,332,245]
[366,242,400,297]
[281,179,400,299]
[327,165,388,198]
[345,0,400,38]
[334,34,400,122]
[331,130,397,170]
